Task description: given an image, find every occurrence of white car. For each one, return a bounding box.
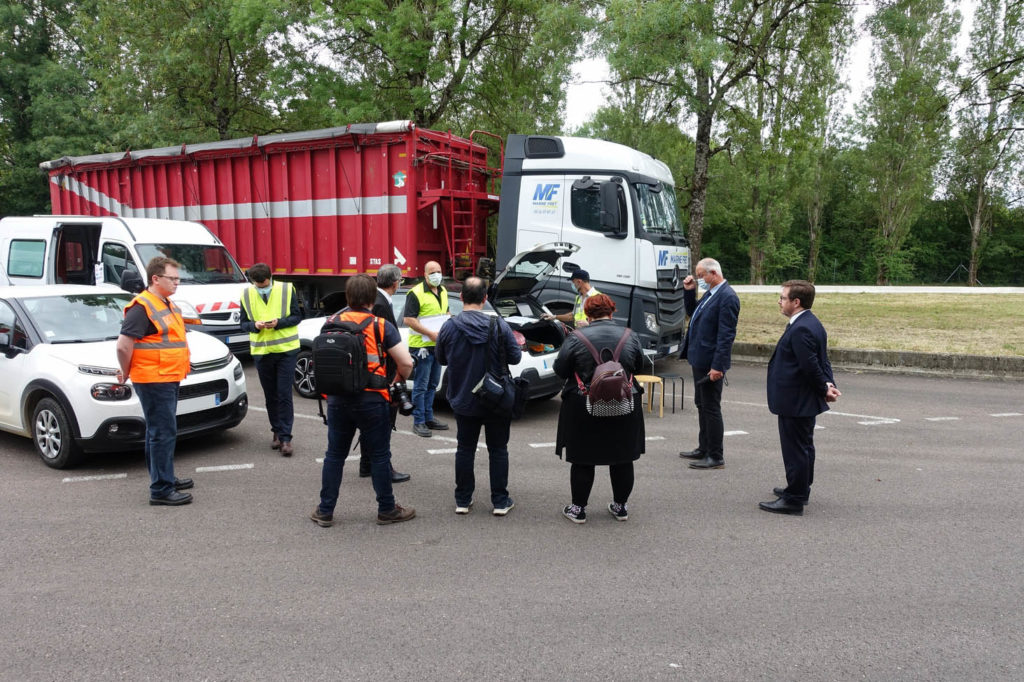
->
[293,243,580,401]
[0,285,249,468]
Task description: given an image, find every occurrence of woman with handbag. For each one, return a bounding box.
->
[553,294,645,524]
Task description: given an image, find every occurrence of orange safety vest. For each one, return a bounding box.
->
[125,289,190,383]
[333,309,389,400]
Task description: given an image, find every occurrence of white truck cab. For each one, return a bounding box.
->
[0,215,252,353]
[495,135,690,357]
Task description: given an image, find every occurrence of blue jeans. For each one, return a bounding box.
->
[318,396,395,514]
[254,349,298,442]
[410,347,441,425]
[454,412,511,507]
[134,382,179,498]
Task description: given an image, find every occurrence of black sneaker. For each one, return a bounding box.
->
[425,419,449,430]
[310,508,333,527]
[492,499,515,516]
[150,490,192,506]
[607,502,629,521]
[562,504,586,524]
[412,423,432,438]
[377,504,416,525]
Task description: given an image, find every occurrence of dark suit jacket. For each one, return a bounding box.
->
[372,289,398,328]
[679,281,740,371]
[766,310,835,417]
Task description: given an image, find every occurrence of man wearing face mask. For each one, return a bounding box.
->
[402,261,451,438]
[240,263,302,456]
[677,258,740,470]
[541,269,601,328]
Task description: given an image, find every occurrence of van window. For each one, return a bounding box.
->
[136,244,246,284]
[101,243,131,283]
[8,240,46,278]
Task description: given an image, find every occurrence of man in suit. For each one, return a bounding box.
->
[760,280,841,516]
[678,258,740,470]
[357,264,411,483]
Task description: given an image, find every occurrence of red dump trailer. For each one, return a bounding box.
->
[42,121,502,308]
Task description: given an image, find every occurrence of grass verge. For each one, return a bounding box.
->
[735,294,1024,356]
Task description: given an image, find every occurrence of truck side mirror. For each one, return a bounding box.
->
[600,181,622,235]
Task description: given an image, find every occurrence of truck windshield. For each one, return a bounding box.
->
[635,183,682,235]
[136,244,246,284]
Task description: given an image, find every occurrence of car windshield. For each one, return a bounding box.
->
[635,182,682,235]
[23,293,133,343]
[136,243,247,284]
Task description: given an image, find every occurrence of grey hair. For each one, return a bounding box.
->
[698,258,722,276]
[377,263,403,288]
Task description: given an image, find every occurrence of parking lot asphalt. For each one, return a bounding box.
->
[1,358,1022,680]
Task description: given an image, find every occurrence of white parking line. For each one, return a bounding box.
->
[529,442,556,448]
[724,430,748,436]
[62,473,127,483]
[645,436,666,441]
[926,417,960,422]
[195,463,254,472]
[991,412,1023,417]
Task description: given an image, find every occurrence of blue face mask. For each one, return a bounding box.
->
[256,283,273,296]
[697,277,709,293]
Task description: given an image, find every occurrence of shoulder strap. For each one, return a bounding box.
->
[483,315,496,374]
[611,328,632,362]
[573,329,602,364]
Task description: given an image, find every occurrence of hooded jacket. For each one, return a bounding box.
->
[436,309,522,417]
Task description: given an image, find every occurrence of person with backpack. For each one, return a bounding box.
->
[435,277,522,516]
[553,294,645,524]
[310,275,416,528]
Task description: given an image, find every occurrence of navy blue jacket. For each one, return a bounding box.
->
[766,310,835,417]
[679,281,740,372]
[436,310,522,417]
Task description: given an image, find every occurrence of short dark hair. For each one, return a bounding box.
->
[377,264,402,289]
[583,293,616,319]
[247,263,272,283]
[345,274,377,308]
[782,280,815,309]
[146,256,180,285]
[461,277,487,305]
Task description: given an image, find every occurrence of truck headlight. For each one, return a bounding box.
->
[644,312,659,334]
[92,383,133,401]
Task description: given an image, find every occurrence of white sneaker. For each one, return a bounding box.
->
[455,500,474,515]
[492,499,515,516]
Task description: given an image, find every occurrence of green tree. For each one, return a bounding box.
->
[948,0,1023,285]
[859,0,959,284]
[0,0,99,216]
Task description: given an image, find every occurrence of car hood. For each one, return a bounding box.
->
[41,330,230,370]
[492,242,579,299]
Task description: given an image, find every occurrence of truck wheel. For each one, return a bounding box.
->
[293,350,318,399]
[32,397,82,469]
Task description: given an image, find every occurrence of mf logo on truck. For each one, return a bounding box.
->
[530,183,560,216]
[533,184,559,201]
[658,249,689,268]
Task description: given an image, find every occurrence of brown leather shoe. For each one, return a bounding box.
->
[376,504,416,525]
[280,441,293,457]
[271,433,281,450]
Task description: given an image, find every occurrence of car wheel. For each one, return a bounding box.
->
[293,349,318,399]
[32,397,82,469]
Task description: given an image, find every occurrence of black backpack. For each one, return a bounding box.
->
[312,313,388,396]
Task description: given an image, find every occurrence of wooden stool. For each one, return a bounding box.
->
[634,374,664,418]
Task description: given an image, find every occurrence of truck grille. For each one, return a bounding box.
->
[655,270,687,327]
[190,355,233,373]
[200,312,235,323]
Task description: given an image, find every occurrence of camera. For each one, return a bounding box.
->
[390,381,414,416]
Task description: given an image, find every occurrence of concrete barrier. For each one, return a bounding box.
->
[732,342,1024,380]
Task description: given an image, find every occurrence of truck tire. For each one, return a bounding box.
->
[32,397,83,469]
[293,349,318,399]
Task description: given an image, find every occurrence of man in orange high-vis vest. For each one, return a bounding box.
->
[116,257,194,506]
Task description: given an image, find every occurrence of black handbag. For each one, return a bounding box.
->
[472,316,528,419]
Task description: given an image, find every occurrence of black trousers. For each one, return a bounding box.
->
[778,415,816,505]
[570,462,634,508]
[254,350,298,442]
[691,365,725,459]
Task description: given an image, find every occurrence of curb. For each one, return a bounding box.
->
[732,342,1024,380]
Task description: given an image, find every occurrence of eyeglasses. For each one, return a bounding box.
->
[159,275,181,283]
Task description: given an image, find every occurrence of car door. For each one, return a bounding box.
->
[0,299,32,429]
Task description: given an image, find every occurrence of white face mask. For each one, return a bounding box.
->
[697,277,710,292]
[426,272,443,287]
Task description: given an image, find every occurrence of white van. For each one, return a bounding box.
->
[0,215,252,353]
